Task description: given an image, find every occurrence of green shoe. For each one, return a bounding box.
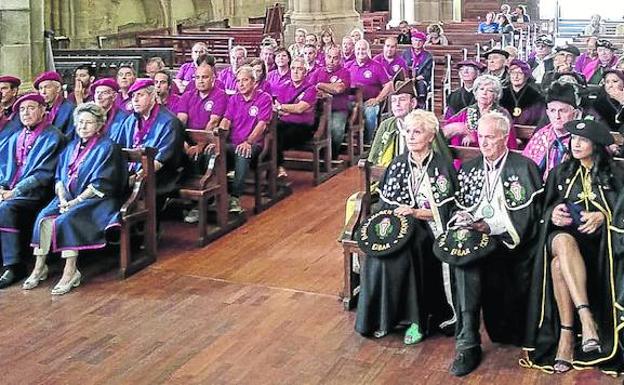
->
[404,323,423,345]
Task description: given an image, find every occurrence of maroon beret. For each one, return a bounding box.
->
[127,78,155,96]
[33,71,63,89]
[91,77,120,93]
[509,59,532,79]
[411,30,427,41]
[13,93,46,114]
[0,76,21,87]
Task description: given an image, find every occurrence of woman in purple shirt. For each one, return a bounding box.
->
[267,48,292,91]
[250,58,273,95]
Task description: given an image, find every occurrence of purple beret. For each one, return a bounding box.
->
[0,75,21,87]
[91,77,120,93]
[411,30,427,41]
[456,60,484,71]
[33,71,62,89]
[127,78,155,96]
[509,59,532,79]
[13,93,46,114]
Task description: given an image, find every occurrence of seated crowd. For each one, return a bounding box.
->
[0,19,623,379]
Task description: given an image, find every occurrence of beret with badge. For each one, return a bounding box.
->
[564,119,614,146]
[357,209,416,258]
[433,213,499,266]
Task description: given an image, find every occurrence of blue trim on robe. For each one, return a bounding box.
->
[53,100,76,140]
[110,107,183,195]
[0,115,23,182]
[105,109,130,140]
[0,125,65,232]
[31,136,127,251]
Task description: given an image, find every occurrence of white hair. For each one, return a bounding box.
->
[478,111,510,135]
[473,74,503,102]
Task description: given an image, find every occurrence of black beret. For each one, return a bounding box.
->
[564,119,614,146]
[546,82,579,108]
[433,228,499,266]
[596,39,614,50]
[357,210,415,258]
[535,35,555,47]
[482,48,510,59]
[555,44,581,57]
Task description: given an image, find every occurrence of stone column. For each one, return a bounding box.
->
[0,0,45,84]
[284,0,361,47]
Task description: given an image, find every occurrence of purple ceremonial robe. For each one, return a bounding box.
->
[267,68,291,90]
[48,97,76,139]
[103,107,129,139]
[522,123,571,181]
[0,123,65,235]
[274,81,317,125]
[31,136,127,251]
[178,87,228,130]
[224,89,272,147]
[218,67,238,94]
[315,66,351,111]
[574,52,596,73]
[176,62,197,82]
[347,58,390,101]
[402,48,433,82]
[372,53,408,77]
[111,105,183,195]
[583,56,619,84]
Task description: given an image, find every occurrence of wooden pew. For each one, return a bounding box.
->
[515,124,537,149]
[177,128,245,247]
[53,47,176,68]
[283,96,345,185]
[344,87,366,165]
[119,147,157,279]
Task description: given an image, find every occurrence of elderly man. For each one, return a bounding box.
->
[341,36,356,67]
[175,42,208,93]
[448,111,543,376]
[273,57,318,177]
[92,78,129,138]
[115,64,137,113]
[445,60,482,119]
[219,66,272,212]
[154,70,180,114]
[348,39,393,144]
[584,39,619,84]
[34,71,75,138]
[316,46,352,159]
[111,79,183,209]
[528,35,555,71]
[523,83,580,181]
[0,76,22,133]
[0,93,65,288]
[373,37,408,77]
[67,64,95,105]
[267,48,292,91]
[483,48,510,87]
[540,44,581,90]
[402,31,433,108]
[218,45,248,95]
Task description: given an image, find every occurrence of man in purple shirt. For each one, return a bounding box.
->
[373,37,408,78]
[174,42,208,93]
[316,46,351,159]
[115,65,137,113]
[67,64,95,105]
[154,70,181,114]
[218,46,248,95]
[349,39,393,143]
[303,44,322,84]
[273,57,319,178]
[342,36,356,67]
[177,64,227,131]
[219,66,273,212]
[267,48,292,91]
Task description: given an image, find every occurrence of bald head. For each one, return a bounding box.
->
[194,63,215,92]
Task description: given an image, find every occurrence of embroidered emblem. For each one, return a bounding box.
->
[392,64,400,73]
[363,70,373,79]
[576,122,586,129]
[204,100,214,111]
[375,217,394,239]
[436,174,449,195]
[249,106,259,117]
[504,175,526,205]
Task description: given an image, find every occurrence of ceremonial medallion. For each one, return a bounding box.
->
[513,107,522,117]
[481,204,495,219]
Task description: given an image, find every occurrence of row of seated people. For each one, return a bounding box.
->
[345,78,624,376]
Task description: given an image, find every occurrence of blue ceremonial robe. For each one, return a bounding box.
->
[0,114,23,182]
[105,108,130,140]
[0,124,65,265]
[110,106,183,195]
[52,99,76,140]
[31,136,127,251]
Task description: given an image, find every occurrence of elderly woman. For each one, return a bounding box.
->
[355,110,456,345]
[590,69,624,132]
[523,120,624,374]
[23,103,126,294]
[500,59,546,126]
[443,75,517,149]
[350,28,364,43]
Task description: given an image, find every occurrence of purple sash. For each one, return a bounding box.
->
[66,135,99,193]
[102,104,119,135]
[47,95,63,122]
[10,118,49,188]
[133,104,160,148]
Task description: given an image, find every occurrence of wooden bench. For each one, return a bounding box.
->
[53,48,176,68]
[344,87,366,165]
[119,147,157,279]
[176,128,245,247]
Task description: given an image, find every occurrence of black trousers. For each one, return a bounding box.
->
[276,121,315,165]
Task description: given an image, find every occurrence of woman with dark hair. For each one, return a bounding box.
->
[590,69,624,132]
[511,5,530,23]
[250,58,272,95]
[425,23,448,46]
[317,28,336,67]
[523,119,624,375]
[496,13,515,45]
[267,47,292,90]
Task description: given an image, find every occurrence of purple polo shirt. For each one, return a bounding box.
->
[176,62,197,82]
[218,67,237,94]
[178,87,228,129]
[305,64,323,85]
[348,58,390,101]
[316,66,351,112]
[267,68,291,90]
[274,81,317,126]
[164,93,181,114]
[372,53,408,77]
[224,89,272,146]
[342,53,356,68]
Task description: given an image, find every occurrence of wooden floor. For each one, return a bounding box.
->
[0,167,619,385]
